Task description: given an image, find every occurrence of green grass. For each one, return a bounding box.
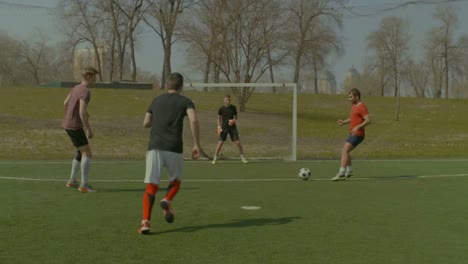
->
[1,160,468,263]
[2,86,468,263]
[2,86,468,159]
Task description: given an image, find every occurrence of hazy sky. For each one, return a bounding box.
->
[0,0,467,87]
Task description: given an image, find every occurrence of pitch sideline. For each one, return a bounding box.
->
[1,173,468,183]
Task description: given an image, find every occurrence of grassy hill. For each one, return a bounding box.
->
[1,86,468,160]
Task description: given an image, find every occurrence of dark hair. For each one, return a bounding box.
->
[348,88,361,99]
[225,94,231,99]
[166,73,184,90]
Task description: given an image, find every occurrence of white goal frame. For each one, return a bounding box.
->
[188,82,298,161]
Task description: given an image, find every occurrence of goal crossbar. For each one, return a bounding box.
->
[188,82,297,161]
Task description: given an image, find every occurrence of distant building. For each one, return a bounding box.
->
[300,70,337,94]
[73,42,131,82]
[318,71,337,94]
[342,66,361,93]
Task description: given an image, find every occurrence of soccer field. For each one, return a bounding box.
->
[1,159,468,264]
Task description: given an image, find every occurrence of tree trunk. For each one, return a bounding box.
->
[203,58,211,92]
[129,24,137,81]
[161,35,172,90]
[313,63,319,94]
[293,50,302,83]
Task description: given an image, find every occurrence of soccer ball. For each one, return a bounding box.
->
[298,168,311,180]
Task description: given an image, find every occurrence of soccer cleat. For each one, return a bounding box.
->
[241,156,248,164]
[66,181,79,188]
[345,170,353,178]
[78,184,97,193]
[211,159,216,165]
[331,173,346,181]
[160,199,174,223]
[138,220,151,234]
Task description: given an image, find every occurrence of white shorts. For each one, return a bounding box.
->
[144,149,184,184]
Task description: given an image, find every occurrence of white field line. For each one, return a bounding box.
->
[1,159,468,165]
[1,174,468,183]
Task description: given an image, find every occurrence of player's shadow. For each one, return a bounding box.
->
[152,216,301,235]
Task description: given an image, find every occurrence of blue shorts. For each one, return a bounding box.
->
[346,134,364,148]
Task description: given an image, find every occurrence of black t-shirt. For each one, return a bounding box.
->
[218,104,237,129]
[147,93,195,153]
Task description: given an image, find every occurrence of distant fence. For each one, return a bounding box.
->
[39,81,153,90]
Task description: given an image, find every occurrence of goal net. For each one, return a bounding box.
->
[184,82,297,161]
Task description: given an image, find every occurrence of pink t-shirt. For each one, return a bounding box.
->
[62,84,91,130]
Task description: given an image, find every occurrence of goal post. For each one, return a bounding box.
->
[187,82,297,161]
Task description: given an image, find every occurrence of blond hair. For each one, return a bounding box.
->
[82,66,99,78]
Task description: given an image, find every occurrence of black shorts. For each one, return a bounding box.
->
[65,128,89,148]
[219,127,240,142]
[346,134,364,148]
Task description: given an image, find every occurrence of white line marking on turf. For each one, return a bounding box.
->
[1,174,468,182]
[241,206,261,210]
[419,174,468,178]
[1,159,468,165]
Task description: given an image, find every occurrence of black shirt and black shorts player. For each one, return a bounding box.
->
[218,105,240,141]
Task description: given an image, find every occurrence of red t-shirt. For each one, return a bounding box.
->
[349,102,369,137]
[62,84,91,130]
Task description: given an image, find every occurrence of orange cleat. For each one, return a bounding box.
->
[138,220,151,234]
[66,181,79,188]
[160,199,175,223]
[78,184,96,193]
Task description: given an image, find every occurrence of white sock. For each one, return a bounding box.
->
[346,166,352,172]
[339,167,346,175]
[69,159,80,182]
[212,155,217,161]
[80,157,91,186]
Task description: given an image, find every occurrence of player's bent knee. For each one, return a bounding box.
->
[145,183,158,195]
[74,151,82,162]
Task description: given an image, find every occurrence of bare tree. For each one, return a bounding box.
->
[402,59,430,97]
[358,64,382,97]
[451,35,468,97]
[180,0,225,88]
[19,38,46,85]
[182,0,287,92]
[110,0,145,81]
[306,22,343,94]
[433,5,458,99]
[425,30,445,98]
[285,0,345,84]
[258,0,289,92]
[0,33,22,86]
[215,0,286,111]
[49,41,75,82]
[182,0,285,111]
[144,0,193,89]
[57,0,107,81]
[367,30,391,96]
[99,0,126,81]
[367,16,410,120]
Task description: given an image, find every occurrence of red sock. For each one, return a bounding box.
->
[142,183,158,221]
[165,180,181,201]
